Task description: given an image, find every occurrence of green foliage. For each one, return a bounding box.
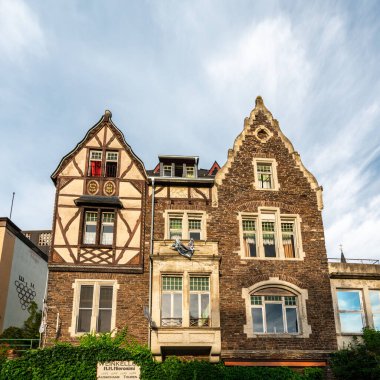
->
[0,329,324,380]
[0,302,42,340]
[330,328,380,380]
[302,367,323,380]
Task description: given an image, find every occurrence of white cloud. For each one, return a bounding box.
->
[204,16,313,114]
[0,0,46,62]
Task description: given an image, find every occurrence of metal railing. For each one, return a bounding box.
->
[328,258,380,265]
[190,318,210,327]
[161,318,182,327]
[0,338,40,352]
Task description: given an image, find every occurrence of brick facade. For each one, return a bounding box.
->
[45,97,337,364]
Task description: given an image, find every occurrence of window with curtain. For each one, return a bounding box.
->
[190,277,210,327]
[161,276,183,327]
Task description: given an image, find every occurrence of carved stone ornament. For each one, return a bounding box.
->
[254,125,273,143]
[87,180,99,195]
[171,238,194,259]
[103,181,116,196]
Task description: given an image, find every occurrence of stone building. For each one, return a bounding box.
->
[45,97,338,367]
[329,259,380,348]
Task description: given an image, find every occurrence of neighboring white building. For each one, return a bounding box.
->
[0,218,48,333]
[329,259,380,348]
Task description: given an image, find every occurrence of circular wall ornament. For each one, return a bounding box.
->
[254,125,273,143]
[87,180,99,195]
[104,181,116,196]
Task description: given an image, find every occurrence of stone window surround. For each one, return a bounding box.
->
[242,277,311,338]
[237,208,305,260]
[163,210,207,241]
[69,279,119,337]
[159,272,212,328]
[331,283,380,336]
[252,157,280,191]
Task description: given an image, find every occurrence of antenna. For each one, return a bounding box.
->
[9,192,15,219]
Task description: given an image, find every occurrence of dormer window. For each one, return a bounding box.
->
[186,166,195,178]
[163,165,172,177]
[88,150,118,178]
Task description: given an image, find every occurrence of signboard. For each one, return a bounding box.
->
[97,361,140,380]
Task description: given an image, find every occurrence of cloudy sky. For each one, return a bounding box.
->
[0,0,379,260]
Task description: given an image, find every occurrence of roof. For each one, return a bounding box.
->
[51,110,147,185]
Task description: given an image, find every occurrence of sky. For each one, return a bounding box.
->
[0,0,379,260]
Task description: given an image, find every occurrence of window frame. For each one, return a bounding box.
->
[87,149,119,178]
[81,208,116,247]
[336,289,365,334]
[238,209,304,260]
[164,211,206,241]
[190,277,210,327]
[252,158,279,191]
[161,276,183,327]
[70,280,118,336]
[369,289,380,331]
[242,278,311,338]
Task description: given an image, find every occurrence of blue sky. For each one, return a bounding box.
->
[0,0,379,260]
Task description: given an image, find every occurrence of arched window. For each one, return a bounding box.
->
[242,277,311,338]
[250,288,298,334]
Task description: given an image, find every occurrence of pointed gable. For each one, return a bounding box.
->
[51,110,147,184]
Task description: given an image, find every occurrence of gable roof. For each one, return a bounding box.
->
[51,110,147,184]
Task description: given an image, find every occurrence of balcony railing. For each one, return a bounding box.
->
[190,318,210,327]
[0,338,40,352]
[161,318,182,327]
[328,258,379,265]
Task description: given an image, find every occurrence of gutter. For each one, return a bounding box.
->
[148,177,155,348]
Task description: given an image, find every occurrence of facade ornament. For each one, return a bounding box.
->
[172,238,194,259]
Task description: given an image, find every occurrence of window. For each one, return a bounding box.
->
[252,158,279,191]
[257,163,273,189]
[251,293,299,334]
[89,150,102,177]
[74,281,116,334]
[190,277,210,326]
[337,290,364,333]
[166,211,205,240]
[186,166,195,178]
[239,210,303,260]
[369,290,380,330]
[163,165,172,177]
[88,150,118,177]
[83,210,115,246]
[242,278,311,338]
[242,219,256,257]
[38,232,51,246]
[161,276,183,327]
[105,151,118,177]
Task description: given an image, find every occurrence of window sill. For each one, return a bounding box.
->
[80,244,113,249]
[252,333,301,338]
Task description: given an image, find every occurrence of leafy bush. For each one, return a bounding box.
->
[0,328,323,380]
[330,328,380,380]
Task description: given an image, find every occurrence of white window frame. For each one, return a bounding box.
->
[105,151,118,177]
[163,165,172,177]
[369,289,380,330]
[161,276,183,327]
[242,277,311,338]
[69,280,119,337]
[252,158,279,191]
[185,166,195,178]
[336,289,365,334]
[238,208,304,260]
[190,277,210,327]
[250,294,299,334]
[164,211,206,241]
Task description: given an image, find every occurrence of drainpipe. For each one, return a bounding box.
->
[148,177,155,349]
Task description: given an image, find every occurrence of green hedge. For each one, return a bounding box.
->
[0,331,323,380]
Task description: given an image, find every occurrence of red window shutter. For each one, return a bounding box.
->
[91,161,102,176]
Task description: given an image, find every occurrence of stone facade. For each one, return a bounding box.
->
[45,97,338,366]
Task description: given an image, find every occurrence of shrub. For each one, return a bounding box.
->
[330,328,380,380]
[0,329,324,380]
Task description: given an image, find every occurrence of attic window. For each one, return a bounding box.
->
[89,151,102,177]
[88,150,118,178]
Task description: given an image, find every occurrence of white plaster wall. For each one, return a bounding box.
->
[3,238,48,330]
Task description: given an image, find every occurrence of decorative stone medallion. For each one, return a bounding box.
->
[104,181,116,196]
[87,180,99,195]
[253,125,273,143]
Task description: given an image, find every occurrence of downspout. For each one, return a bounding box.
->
[148,177,155,349]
